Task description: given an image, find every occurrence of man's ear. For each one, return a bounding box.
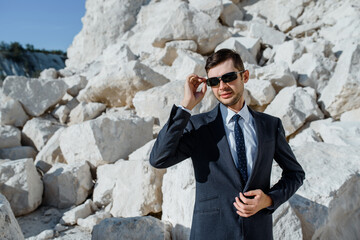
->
[243,70,250,83]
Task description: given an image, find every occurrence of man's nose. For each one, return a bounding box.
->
[219,79,226,89]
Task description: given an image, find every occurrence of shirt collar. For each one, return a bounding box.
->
[220,102,251,125]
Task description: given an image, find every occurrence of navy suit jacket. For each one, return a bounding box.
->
[150,104,305,240]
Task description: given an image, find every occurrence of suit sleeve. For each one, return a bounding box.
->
[150,105,195,169]
[267,118,305,212]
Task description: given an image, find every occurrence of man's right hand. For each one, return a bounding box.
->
[180,74,207,111]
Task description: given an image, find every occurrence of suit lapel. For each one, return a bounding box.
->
[206,104,244,189]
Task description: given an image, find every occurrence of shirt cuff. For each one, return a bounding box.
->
[177,105,192,115]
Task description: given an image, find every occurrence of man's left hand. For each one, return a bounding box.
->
[233,189,273,218]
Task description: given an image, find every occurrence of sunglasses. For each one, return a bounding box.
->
[206,70,245,87]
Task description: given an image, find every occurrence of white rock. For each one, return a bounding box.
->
[312,174,360,240]
[27,229,54,240]
[254,62,296,92]
[273,201,303,240]
[42,162,93,209]
[0,91,29,127]
[289,128,322,147]
[0,125,21,149]
[133,80,218,127]
[272,142,360,238]
[310,121,360,148]
[319,44,360,119]
[58,68,75,78]
[40,68,58,79]
[215,37,257,64]
[68,102,106,125]
[62,75,88,97]
[245,79,276,106]
[288,22,323,38]
[160,40,198,66]
[127,0,230,55]
[243,0,304,32]
[0,146,37,160]
[248,22,286,46]
[92,216,172,240]
[340,107,360,122]
[110,159,165,217]
[172,50,207,81]
[162,159,195,240]
[0,158,43,216]
[2,76,68,117]
[77,60,169,107]
[189,0,223,19]
[60,112,153,168]
[34,128,66,174]
[128,139,156,162]
[66,0,146,69]
[290,53,335,93]
[0,193,24,240]
[273,40,305,66]
[61,199,98,225]
[77,211,112,231]
[51,105,70,124]
[220,0,243,27]
[22,117,64,151]
[264,86,324,136]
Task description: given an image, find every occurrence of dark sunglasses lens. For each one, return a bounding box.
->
[222,72,237,82]
[207,77,220,86]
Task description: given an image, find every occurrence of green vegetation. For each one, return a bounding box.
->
[0,41,67,62]
[0,41,67,79]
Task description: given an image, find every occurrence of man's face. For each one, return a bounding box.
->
[207,59,249,111]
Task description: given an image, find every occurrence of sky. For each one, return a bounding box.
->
[0,0,86,52]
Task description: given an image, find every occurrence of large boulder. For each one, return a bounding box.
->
[290,53,335,93]
[319,44,360,119]
[253,62,296,92]
[34,128,66,173]
[0,193,24,240]
[161,159,195,240]
[171,50,207,81]
[273,40,305,66]
[189,0,223,19]
[62,75,88,97]
[272,201,303,240]
[312,174,360,240]
[248,22,286,46]
[92,216,172,240]
[0,158,43,216]
[127,0,230,55]
[272,142,360,239]
[220,0,244,27]
[0,125,21,149]
[242,0,306,32]
[245,79,276,106]
[2,76,68,117]
[133,80,218,127]
[22,117,64,151]
[42,162,93,209]
[0,91,28,127]
[68,101,106,125]
[264,86,324,136]
[215,37,257,64]
[340,107,360,122]
[60,111,153,168]
[77,59,169,108]
[66,0,147,69]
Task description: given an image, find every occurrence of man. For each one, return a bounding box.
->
[150,49,305,240]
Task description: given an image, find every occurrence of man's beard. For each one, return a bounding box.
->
[216,90,242,107]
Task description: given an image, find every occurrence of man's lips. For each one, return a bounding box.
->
[220,92,232,98]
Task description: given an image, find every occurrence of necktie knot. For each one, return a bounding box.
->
[232,114,241,122]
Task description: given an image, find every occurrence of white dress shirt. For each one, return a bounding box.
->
[219,103,258,177]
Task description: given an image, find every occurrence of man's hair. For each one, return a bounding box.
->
[205,48,245,73]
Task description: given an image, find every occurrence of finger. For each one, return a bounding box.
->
[235,197,253,212]
[239,192,252,205]
[244,190,260,197]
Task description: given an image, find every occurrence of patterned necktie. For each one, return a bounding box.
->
[232,114,248,184]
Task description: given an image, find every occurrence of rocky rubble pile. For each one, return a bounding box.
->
[1,0,360,239]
